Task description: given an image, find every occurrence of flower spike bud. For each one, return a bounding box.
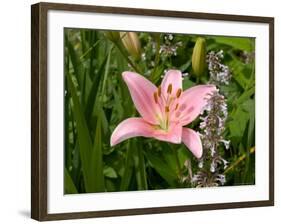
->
[120,32,141,60]
[192,37,207,76]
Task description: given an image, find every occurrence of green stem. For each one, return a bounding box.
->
[224,147,255,174]
[135,142,148,190]
[100,45,113,96]
[151,36,161,78]
[196,76,200,84]
[173,146,182,178]
[115,42,142,74]
[79,40,101,60]
[120,140,134,191]
[120,110,138,191]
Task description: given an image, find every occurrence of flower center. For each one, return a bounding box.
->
[153,83,182,131]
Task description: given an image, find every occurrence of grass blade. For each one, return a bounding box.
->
[64,168,78,194]
[84,52,108,121]
[66,36,83,88]
[66,72,94,192]
[91,117,105,192]
[134,140,148,190]
[120,140,134,191]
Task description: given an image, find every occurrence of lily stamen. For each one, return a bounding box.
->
[153,92,158,104]
[176,88,182,98]
[157,86,161,97]
[167,83,173,94]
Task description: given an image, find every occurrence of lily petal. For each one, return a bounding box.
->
[110,118,182,146]
[110,118,154,146]
[122,72,159,124]
[182,128,203,158]
[153,122,182,144]
[179,85,216,125]
[161,70,182,97]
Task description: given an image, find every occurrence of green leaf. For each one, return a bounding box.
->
[182,78,195,90]
[104,166,118,178]
[66,37,84,88]
[64,168,78,194]
[64,75,71,170]
[145,150,178,187]
[235,86,255,105]
[179,60,191,72]
[91,118,105,192]
[214,36,254,51]
[100,45,113,96]
[84,54,108,120]
[229,58,254,90]
[88,31,98,81]
[66,72,94,192]
[177,147,190,167]
[161,143,180,174]
[163,150,178,173]
[241,99,255,148]
[133,140,148,190]
[151,64,165,83]
[228,108,249,144]
[120,141,134,191]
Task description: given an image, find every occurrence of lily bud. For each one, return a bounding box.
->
[192,37,207,76]
[104,31,120,43]
[120,32,141,60]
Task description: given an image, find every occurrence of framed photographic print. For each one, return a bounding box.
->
[31,2,274,221]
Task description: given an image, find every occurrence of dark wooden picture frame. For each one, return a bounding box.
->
[31,2,274,221]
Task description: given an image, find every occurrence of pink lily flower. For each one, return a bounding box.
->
[110,70,216,158]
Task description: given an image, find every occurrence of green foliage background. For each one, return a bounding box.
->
[64,29,255,194]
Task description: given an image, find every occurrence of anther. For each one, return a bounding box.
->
[175,103,179,110]
[165,106,170,112]
[176,89,182,98]
[157,86,161,97]
[167,84,172,94]
[153,92,158,104]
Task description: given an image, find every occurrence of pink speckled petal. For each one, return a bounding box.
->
[161,70,182,98]
[179,85,216,125]
[110,118,182,146]
[182,128,203,158]
[122,71,159,124]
